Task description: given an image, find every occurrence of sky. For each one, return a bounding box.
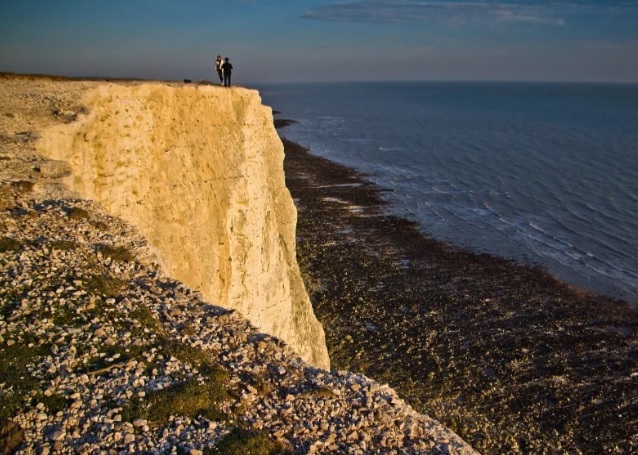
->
[1,0,637,84]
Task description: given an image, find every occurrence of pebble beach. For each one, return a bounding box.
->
[280,125,638,454]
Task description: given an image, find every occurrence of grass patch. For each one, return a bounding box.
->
[245,372,271,395]
[90,220,109,231]
[298,384,336,400]
[129,305,162,334]
[312,385,337,399]
[31,393,69,415]
[0,342,50,419]
[0,237,21,253]
[122,368,230,424]
[82,333,217,379]
[49,240,78,251]
[206,428,289,455]
[67,207,90,220]
[86,274,123,299]
[51,304,79,327]
[10,181,35,194]
[183,324,198,336]
[0,289,23,319]
[97,245,134,262]
[83,297,109,320]
[161,338,212,368]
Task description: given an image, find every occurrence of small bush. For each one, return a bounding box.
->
[161,338,213,369]
[183,324,198,336]
[298,384,336,400]
[207,428,289,455]
[11,181,35,193]
[32,393,68,415]
[130,305,163,334]
[121,371,230,424]
[90,220,109,231]
[312,385,337,399]
[245,372,271,395]
[0,236,21,253]
[86,274,123,298]
[98,245,134,262]
[49,240,78,251]
[67,207,90,220]
[52,305,79,327]
[0,342,50,419]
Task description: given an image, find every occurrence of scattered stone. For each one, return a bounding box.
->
[0,76,475,455]
[0,420,25,455]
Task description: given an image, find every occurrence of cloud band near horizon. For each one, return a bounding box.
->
[301,0,638,27]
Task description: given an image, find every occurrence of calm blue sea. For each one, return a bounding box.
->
[258,82,638,305]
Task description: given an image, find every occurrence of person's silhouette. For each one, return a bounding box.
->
[221,58,233,87]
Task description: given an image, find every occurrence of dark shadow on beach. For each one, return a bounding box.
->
[278,121,638,454]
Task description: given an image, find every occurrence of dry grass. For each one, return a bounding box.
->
[0,236,21,253]
[96,244,134,262]
[205,428,291,455]
[121,367,230,424]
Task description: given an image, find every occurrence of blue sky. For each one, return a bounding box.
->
[1,0,637,83]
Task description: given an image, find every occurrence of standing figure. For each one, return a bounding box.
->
[215,55,223,85]
[221,57,233,87]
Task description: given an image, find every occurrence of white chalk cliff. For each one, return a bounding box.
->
[37,83,330,370]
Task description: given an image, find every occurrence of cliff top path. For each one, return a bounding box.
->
[0,74,475,454]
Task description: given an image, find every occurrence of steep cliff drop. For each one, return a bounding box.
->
[37,82,330,370]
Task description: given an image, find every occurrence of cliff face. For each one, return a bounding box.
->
[37,83,329,369]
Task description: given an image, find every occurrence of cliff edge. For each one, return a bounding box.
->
[0,75,475,454]
[33,80,329,370]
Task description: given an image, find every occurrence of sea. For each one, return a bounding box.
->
[258,82,638,306]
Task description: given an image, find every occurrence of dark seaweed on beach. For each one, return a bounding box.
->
[280,131,638,454]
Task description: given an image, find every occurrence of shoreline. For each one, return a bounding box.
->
[278,124,638,453]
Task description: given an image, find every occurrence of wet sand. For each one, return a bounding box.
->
[279,124,638,454]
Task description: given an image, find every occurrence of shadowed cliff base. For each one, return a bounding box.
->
[279,127,638,454]
[2,75,329,370]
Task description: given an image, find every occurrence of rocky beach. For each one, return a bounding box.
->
[0,75,475,454]
[3,73,638,455]
[279,123,638,453]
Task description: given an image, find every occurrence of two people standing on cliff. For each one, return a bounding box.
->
[215,55,233,87]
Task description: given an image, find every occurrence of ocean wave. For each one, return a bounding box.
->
[267,82,638,303]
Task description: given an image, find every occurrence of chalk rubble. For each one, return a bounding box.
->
[0,77,476,454]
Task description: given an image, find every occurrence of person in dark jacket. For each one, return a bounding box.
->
[221,57,233,87]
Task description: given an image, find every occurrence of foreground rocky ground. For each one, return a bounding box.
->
[280,128,638,454]
[0,75,475,454]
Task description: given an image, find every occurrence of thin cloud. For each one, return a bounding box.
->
[493,9,565,26]
[301,0,635,25]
